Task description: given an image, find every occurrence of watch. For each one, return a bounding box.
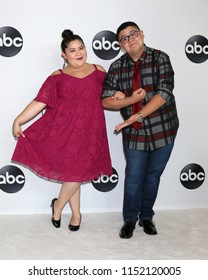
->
[137,112,143,123]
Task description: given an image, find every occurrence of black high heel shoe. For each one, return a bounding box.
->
[68,214,82,231]
[50,198,61,228]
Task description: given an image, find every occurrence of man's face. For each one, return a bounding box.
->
[118,26,144,59]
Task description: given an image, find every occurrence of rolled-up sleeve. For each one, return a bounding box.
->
[102,64,119,98]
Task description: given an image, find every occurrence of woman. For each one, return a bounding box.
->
[12,29,112,231]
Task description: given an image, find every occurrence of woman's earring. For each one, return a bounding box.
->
[63,59,67,68]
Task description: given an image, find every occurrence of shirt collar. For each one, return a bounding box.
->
[126,44,147,64]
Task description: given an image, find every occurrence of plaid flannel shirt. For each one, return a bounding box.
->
[102,45,179,151]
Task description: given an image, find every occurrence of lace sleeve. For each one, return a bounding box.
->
[34,76,57,108]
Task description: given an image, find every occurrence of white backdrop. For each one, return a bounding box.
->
[0,0,207,214]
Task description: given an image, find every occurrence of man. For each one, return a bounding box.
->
[102,21,179,239]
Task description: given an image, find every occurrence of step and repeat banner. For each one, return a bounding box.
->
[0,0,207,214]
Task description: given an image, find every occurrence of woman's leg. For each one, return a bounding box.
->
[53,182,81,221]
[68,187,81,226]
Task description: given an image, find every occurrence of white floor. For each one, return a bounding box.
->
[0,209,208,260]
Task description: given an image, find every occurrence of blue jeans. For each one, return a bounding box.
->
[123,142,174,222]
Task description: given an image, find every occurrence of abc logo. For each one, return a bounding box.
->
[180,163,205,190]
[91,167,119,192]
[185,35,208,63]
[0,26,23,57]
[92,30,120,60]
[0,165,25,193]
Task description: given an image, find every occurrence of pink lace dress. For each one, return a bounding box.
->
[12,66,112,182]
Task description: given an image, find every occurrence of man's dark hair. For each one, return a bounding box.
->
[116,21,140,40]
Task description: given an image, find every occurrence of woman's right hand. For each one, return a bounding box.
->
[12,120,25,139]
[11,100,46,139]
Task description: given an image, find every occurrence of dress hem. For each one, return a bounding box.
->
[11,160,112,184]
